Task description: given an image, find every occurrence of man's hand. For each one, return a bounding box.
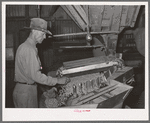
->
[56,66,65,77]
[57,76,70,85]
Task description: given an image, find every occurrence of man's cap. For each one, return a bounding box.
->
[24,18,52,35]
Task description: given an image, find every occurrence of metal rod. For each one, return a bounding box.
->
[37,5,40,18]
[59,45,105,49]
[48,31,119,38]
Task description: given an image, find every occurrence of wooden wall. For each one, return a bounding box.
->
[6,5,93,107]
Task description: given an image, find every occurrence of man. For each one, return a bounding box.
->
[13,18,68,108]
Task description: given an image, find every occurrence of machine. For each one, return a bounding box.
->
[40,55,134,108]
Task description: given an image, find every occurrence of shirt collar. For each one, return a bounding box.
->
[26,37,37,50]
[26,37,36,45]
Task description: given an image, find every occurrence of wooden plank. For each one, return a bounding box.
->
[106,6,119,52]
[75,82,118,105]
[109,82,133,96]
[82,5,88,16]
[73,5,88,25]
[111,6,122,31]
[120,6,129,32]
[126,6,136,26]
[101,6,116,54]
[61,6,82,30]
[99,6,105,31]
[97,92,125,108]
[108,6,115,31]
[89,5,104,31]
[65,5,86,31]
[131,6,141,27]
[129,6,137,26]
[101,5,114,31]
[103,93,114,98]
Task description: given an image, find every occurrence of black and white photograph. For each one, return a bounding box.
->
[2,1,149,121]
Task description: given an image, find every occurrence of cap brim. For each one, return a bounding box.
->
[24,27,52,35]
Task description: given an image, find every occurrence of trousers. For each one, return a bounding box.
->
[13,83,38,108]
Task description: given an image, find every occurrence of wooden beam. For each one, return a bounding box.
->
[126,6,136,27]
[131,6,141,27]
[65,5,87,31]
[73,5,88,25]
[108,7,122,51]
[61,5,82,30]
[99,6,105,31]
[101,6,115,31]
[111,6,122,31]
[100,6,117,52]
[89,5,105,31]
[120,6,129,32]
[109,6,115,31]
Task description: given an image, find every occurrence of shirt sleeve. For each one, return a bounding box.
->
[23,47,57,86]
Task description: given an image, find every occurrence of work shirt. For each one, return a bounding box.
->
[14,37,57,86]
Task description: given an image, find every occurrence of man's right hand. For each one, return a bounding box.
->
[56,66,65,77]
[57,76,70,85]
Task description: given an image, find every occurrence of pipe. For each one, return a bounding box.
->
[48,31,119,38]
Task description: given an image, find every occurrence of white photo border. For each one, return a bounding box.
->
[2,1,149,121]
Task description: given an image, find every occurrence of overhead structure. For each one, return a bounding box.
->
[61,5,140,32]
[60,5,141,52]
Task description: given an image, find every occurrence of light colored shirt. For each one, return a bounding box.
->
[14,37,57,86]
